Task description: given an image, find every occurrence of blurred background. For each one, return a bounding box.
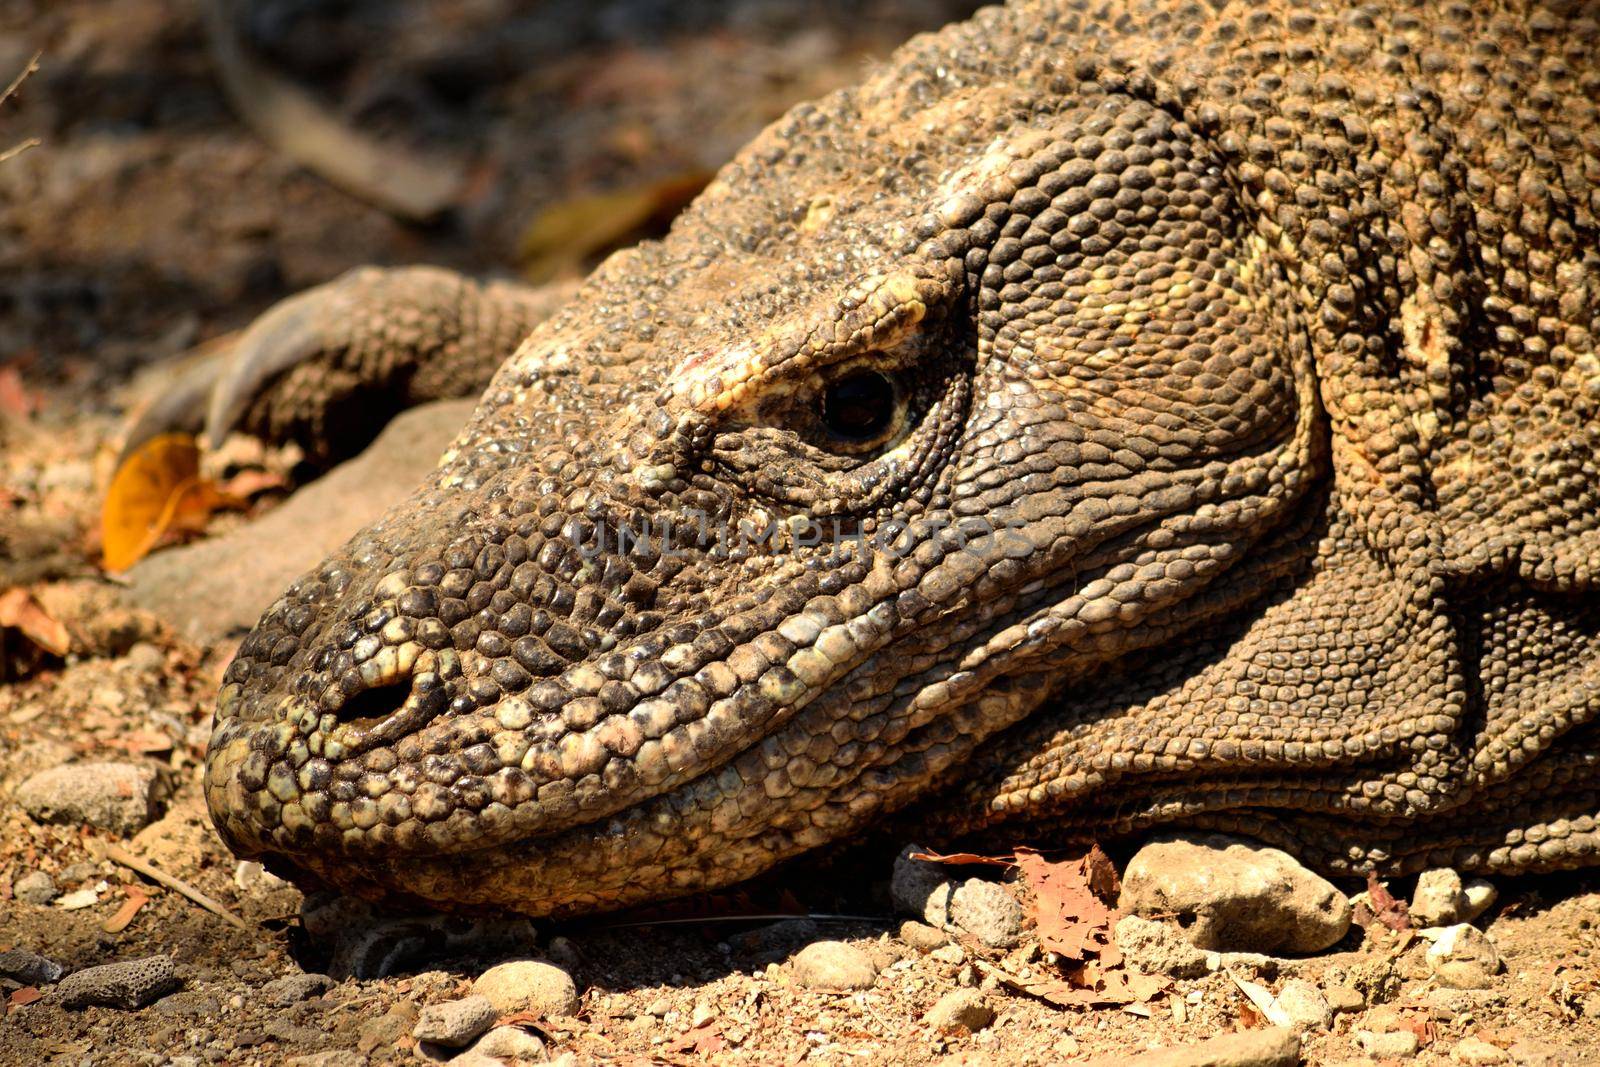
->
[0,0,984,397]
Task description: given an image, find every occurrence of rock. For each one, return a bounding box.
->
[126,400,476,642]
[1357,1029,1421,1058]
[1079,1026,1300,1067]
[1119,833,1352,954]
[1270,979,1332,1031]
[57,955,181,1009]
[790,941,880,991]
[890,844,954,926]
[16,762,160,834]
[0,948,64,985]
[1425,923,1503,990]
[898,920,949,952]
[1410,868,1470,926]
[1115,914,1211,979]
[13,870,58,905]
[1323,984,1365,1014]
[1449,1036,1510,1064]
[262,972,336,1006]
[472,959,580,1017]
[923,988,994,1031]
[1461,879,1498,923]
[458,1025,548,1063]
[948,878,1024,948]
[357,1002,419,1054]
[286,1053,367,1067]
[930,943,966,965]
[415,995,498,1048]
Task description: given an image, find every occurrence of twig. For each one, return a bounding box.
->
[1,52,42,164]
[200,0,461,221]
[101,841,249,930]
[593,912,888,930]
[1,52,40,108]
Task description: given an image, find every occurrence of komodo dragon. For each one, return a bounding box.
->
[187,0,1600,917]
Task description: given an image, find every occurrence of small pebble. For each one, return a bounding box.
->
[472,959,579,1017]
[57,955,180,1010]
[890,844,954,926]
[13,870,59,905]
[923,988,994,1031]
[898,920,949,952]
[16,762,161,835]
[790,941,880,991]
[1451,1036,1511,1064]
[949,878,1024,948]
[1323,984,1365,1014]
[1426,924,1503,990]
[930,943,966,965]
[0,948,65,985]
[463,1025,547,1063]
[1270,979,1331,1031]
[262,973,336,1006]
[1358,1029,1421,1058]
[414,995,498,1048]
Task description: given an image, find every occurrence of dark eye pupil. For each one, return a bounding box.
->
[821,371,895,442]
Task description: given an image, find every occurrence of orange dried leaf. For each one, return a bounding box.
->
[1013,846,1118,964]
[0,587,70,655]
[103,887,150,934]
[908,849,1014,868]
[101,434,239,572]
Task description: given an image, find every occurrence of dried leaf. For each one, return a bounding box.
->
[1364,873,1413,932]
[665,1022,726,1057]
[518,171,711,283]
[101,434,240,572]
[8,987,42,1008]
[908,849,1014,868]
[102,887,150,934]
[0,587,70,655]
[0,364,41,418]
[1013,846,1118,964]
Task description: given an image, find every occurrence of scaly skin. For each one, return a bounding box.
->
[202,0,1600,917]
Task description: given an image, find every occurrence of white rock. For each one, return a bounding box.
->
[790,941,879,991]
[414,995,498,1047]
[1269,979,1332,1032]
[1358,1029,1421,1058]
[923,988,994,1031]
[472,960,579,1017]
[1411,868,1467,926]
[17,762,160,835]
[1425,923,1503,990]
[1451,1036,1511,1064]
[948,878,1023,948]
[1119,833,1351,953]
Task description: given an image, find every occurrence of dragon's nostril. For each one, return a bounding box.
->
[335,679,414,732]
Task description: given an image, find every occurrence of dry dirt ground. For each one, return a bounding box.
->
[3,2,1600,1065]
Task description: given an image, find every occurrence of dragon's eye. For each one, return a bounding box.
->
[820,369,899,448]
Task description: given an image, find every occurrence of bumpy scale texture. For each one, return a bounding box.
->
[203,0,1600,917]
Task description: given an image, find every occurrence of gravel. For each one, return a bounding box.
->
[16,761,161,835]
[57,955,181,1009]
